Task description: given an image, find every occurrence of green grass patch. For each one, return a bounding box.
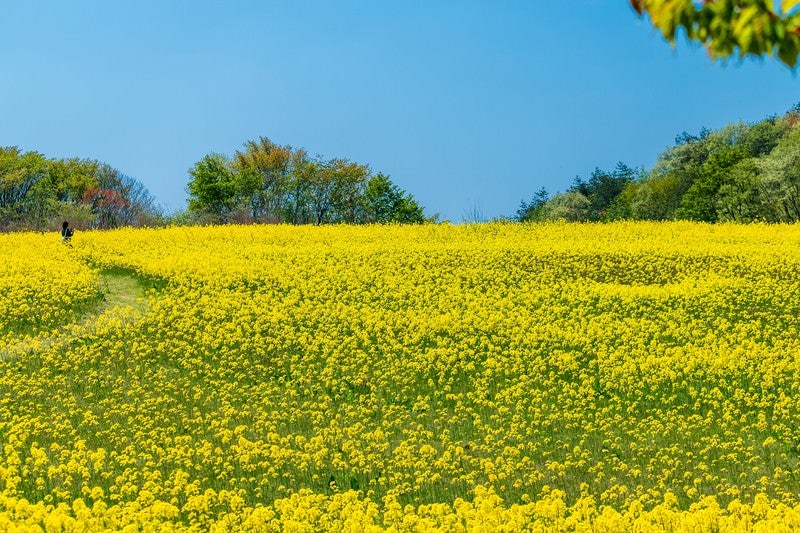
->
[96,270,149,315]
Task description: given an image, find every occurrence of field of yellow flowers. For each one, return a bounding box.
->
[2,221,800,531]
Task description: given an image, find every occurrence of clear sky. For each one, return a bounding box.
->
[1,1,797,221]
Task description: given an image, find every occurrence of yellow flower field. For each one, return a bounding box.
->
[1,221,800,531]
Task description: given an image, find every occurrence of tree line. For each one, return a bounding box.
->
[0,136,430,233]
[183,137,430,225]
[0,147,160,232]
[7,106,800,232]
[517,105,800,223]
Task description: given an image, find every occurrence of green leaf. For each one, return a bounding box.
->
[777,36,799,67]
[783,0,800,15]
[776,21,786,40]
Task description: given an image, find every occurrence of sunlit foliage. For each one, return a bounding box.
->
[632,0,800,67]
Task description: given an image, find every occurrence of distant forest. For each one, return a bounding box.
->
[517,104,800,223]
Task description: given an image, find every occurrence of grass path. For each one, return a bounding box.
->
[95,270,149,316]
[1,270,150,359]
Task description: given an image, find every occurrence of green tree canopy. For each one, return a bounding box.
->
[516,187,550,222]
[361,173,426,224]
[631,0,800,67]
[0,147,160,231]
[541,190,592,222]
[516,105,800,223]
[186,138,429,225]
[232,137,293,222]
[187,153,237,223]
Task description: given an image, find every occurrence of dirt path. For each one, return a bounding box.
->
[1,270,150,359]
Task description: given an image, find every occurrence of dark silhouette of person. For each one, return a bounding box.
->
[61,221,74,245]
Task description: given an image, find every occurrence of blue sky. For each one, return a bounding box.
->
[0,1,797,221]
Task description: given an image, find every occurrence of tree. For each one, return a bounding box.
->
[187,153,237,222]
[516,187,549,221]
[620,172,687,220]
[518,106,800,224]
[0,148,49,229]
[290,156,363,225]
[305,158,370,224]
[541,190,592,222]
[740,115,788,156]
[48,158,100,204]
[570,163,636,220]
[675,144,749,221]
[78,165,160,229]
[85,163,131,229]
[715,159,763,221]
[328,159,370,223]
[118,173,161,227]
[187,137,430,226]
[360,173,426,223]
[0,148,160,231]
[285,149,315,224]
[233,137,292,222]
[755,127,800,221]
[631,0,800,67]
